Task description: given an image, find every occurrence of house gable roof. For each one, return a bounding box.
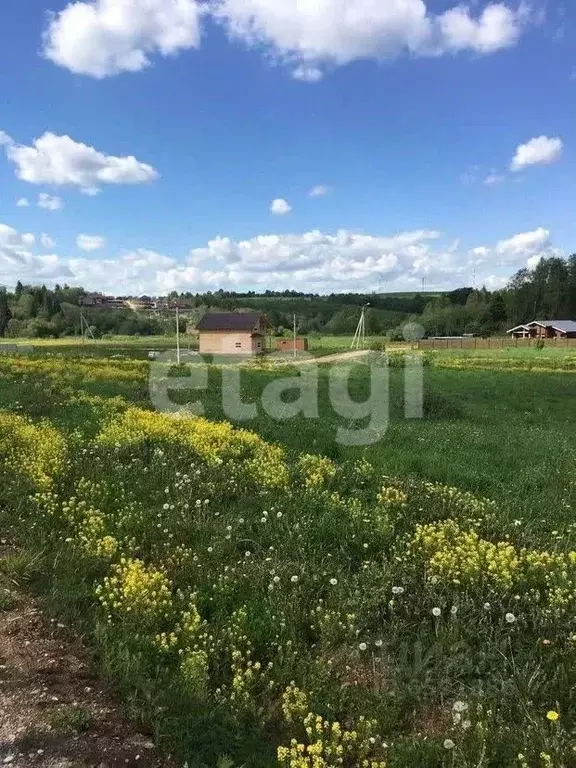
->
[507,319,576,334]
[533,320,576,333]
[196,312,267,332]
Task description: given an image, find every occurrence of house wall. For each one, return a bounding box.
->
[199,331,262,355]
[275,337,309,351]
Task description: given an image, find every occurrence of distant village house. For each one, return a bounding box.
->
[507,320,576,339]
[196,312,270,355]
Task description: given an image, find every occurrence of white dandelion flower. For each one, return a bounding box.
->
[505,612,516,624]
[432,607,442,617]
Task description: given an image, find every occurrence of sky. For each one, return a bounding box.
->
[0,0,574,296]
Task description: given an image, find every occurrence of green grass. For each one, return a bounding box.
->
[160,364,575,523]
[0,349,575,766]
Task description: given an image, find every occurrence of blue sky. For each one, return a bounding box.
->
[0,0,573,295]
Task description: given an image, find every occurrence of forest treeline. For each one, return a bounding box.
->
[0,255,574,339]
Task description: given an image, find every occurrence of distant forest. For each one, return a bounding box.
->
[0,255,575,339]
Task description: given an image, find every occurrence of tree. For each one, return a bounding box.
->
[488,293,507,327]
[0,290,11,337]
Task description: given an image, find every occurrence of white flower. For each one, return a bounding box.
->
[432,607,442,617]
[391,586,405,595]
[207,547,213,553]
[358,642,367,651]
[483,602,491,610]
[260,518,267,523]
[462,720,471,730]
[450,606,458,616]
[453,701,468,713]
[505,612,516,624]
[291,575,299,583]
[162,503,169,511]
[375,639,383,648]
[329,578,338,586]
[443,739,455,749]
[273,576,280,584]
[245,551,251,557]
[277,511,283,518]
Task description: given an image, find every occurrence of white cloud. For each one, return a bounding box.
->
[43,0,202,78]
[308,185,330,197]
[270,198,292,215]
[1,130,158,194]
[0,222,563,296]
[16,197,30,208]
[484,173,506,186]
[292,65,324,83]
[212,1,529,80]
[40,233,56,249]
[438,3,524,55]
[38,193,64,211]
[76,234,106,251]
[495,227,551,261]
[510,136,563,171]
[0,223,70,286]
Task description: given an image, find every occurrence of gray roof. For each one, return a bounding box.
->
[196,312,264,332]
[533,320,576,333]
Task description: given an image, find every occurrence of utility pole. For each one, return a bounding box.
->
[351,303,369,350]
[293,313,297,358]
[176,305,181,365]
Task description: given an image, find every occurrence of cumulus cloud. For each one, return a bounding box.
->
[16,197,29,208]
[0,223,71,286]
[510,136,563,171]
[0,223,563,296]
[308,185,330,198]
[495,227,551,261]
[40,233,56,249]
[212,0,529,80]
[76,234,106,252]
[43,0,202,78]
[437,3,524,54]
[270,198,292,215]
[472,227,556,268]
[1,130,158,194]
[43,0,532,81]
[183,229,447,292]
[38,193,64,211]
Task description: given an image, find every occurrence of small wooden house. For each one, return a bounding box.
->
[196,312,270,355]
[275,337,309,352]
[507,320,576,339]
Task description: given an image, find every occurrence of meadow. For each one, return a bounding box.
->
[0,345,575,767]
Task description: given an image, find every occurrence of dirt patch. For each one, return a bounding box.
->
[0,573,175,768]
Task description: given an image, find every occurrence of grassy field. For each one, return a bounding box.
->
[0,348,575,766]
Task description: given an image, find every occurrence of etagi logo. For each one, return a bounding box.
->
[149,328,424,447]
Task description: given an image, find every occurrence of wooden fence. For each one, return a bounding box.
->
[417,337,576,350]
